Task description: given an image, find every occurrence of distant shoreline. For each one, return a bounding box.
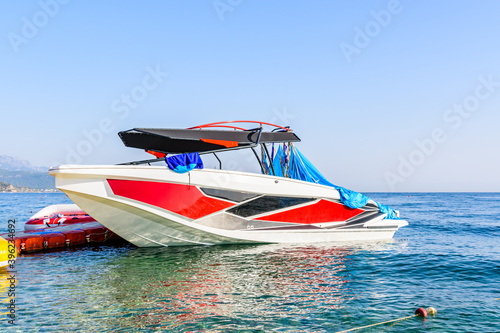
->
[0,189,59,193]
[0,182,58,193]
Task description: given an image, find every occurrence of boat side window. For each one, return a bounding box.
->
[227,196,315,218]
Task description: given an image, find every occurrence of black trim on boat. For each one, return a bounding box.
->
[227,196,315,218]
[250,224,322,231]
[118,128,300,154]
[329,212,386,229]
[343,210,380,224]
[199,188,259,203]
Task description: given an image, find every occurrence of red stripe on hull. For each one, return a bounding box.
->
[254,199,363,224]
[107,179,235,220]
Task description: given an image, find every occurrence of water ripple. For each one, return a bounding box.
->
[0,193,499,332]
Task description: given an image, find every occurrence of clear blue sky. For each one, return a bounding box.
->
[1,0,499,192]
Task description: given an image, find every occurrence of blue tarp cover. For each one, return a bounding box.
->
[271,145,400,219]
[166,153,204,173]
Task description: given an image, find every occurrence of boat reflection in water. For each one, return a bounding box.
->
[95,242,393,331]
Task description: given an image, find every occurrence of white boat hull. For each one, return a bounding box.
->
[50,165,408,247]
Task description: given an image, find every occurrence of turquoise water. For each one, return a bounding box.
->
[0,192,499,332]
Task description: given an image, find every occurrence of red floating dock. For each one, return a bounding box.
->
[1,222,126,254]
[20,234,44,252]
[84,226,107,243]
[43,233,66,249]
[64,230,86,246]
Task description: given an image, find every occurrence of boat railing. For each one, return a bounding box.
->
[188,120,290,132]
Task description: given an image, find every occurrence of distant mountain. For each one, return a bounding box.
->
[0,170,55,190]
[0,155,48,172]
[0,155,54,190]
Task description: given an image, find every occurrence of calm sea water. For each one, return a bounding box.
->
[0,192,499,332]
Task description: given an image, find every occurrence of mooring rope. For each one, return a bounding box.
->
[335,315,415,333]
[335,308,434,333]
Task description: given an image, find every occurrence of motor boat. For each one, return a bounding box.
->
[24,204,97,231]
[49,121,408,247]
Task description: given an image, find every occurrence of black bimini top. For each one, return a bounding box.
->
[118,127,301,154]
